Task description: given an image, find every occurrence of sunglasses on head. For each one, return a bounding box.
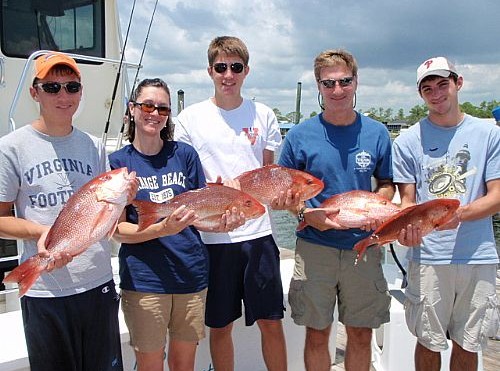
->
[35,81,82,94]
[213,62,245,74]
[133,102,171,116]
[318,77,354,88]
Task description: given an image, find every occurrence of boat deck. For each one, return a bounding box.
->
[1,251,499,370]
[282,248,500,371]
[330,270,500,370]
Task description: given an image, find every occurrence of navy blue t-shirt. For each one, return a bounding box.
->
[109,141,208,294]
[279,112,393,249]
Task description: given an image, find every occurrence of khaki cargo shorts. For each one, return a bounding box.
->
[288,238,391,330]
[404,262,499,352]
[121,289,207,352]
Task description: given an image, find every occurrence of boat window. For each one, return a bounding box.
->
[0,0,104,58]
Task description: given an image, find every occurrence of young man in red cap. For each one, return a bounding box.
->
[0,51,132,370]
[394,56,500,371]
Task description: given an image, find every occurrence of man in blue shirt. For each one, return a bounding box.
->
[279,49,394,371]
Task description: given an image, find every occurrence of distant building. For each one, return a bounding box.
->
[385,121,410,133]
[279,122,295,137]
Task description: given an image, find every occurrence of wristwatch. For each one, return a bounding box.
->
[297,206,307,223]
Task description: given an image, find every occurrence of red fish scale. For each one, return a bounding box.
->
[236,164,324,205]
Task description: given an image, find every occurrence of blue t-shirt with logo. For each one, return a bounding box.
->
[278,112,393,249]
[109,140,208,294]
[392,115,499,264]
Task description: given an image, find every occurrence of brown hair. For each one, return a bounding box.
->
[32,65,80,86]
[126,78,173,142]
[314,49,358,81]
[419,73,459,92]
[207,36,249,66]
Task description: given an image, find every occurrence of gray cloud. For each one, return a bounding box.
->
[120,0,500,118]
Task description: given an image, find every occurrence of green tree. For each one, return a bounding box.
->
[461,100,500,118]
[406,104,428,124]
[364,107,393,123]
[273,108,289,122]
[286,111,303,124]
[395,108,405,121]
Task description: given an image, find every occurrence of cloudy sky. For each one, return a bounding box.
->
[117,0,500,120]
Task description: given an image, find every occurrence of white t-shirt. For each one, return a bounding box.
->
[175,98,282,244]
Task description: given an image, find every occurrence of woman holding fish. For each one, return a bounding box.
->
[393,57,500,371]
[278,49,395,371]
[110,78,245,371]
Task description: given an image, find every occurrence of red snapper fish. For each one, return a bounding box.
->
[235,164,324,205]
[3,167,137,297]
[133,185,266,231]
[353,198,460,263]
[297,190,400,231]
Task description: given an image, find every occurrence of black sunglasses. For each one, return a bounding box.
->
[133,102,171,116]
[35,81,82,94]
[213,62,245,74]
[318,77,354,88]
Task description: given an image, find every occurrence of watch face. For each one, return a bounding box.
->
[297,206,307,222]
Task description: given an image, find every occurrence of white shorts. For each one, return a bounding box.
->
[404,262,499,352]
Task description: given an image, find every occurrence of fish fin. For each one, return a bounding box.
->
[107,218,120,239]
[132,200,162,231]
[91,204,115,233]
[295,221,307,231]
[2,256,46,297]
[346,208,369,215]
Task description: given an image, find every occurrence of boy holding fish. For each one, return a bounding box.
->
[393,57,500,371]
[0,52,130,370]
[175,36,288,371]
[278,49,395,371]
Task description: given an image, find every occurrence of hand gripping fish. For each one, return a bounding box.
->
[133,185,266,231]
[296,190,400,231]
[235,164,324,205]
[353,198,460,264]
[3,167,137,297]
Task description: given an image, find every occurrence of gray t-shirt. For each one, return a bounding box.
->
[0,125,112,297]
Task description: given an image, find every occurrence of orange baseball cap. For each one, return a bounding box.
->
[34,52,81,80]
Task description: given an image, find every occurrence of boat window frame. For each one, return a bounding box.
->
[0,0,105,59]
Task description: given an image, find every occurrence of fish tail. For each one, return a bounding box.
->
[353,236,378,264]
[2,257,46,297]
[132,200,162,232]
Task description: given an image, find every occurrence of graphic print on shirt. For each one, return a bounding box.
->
[354,150,372,173]
[25,158,93,208]
[241,127,259,145]
[425,144,476,197]
[137,171,187,203]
